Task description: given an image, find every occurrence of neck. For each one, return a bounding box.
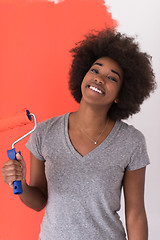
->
[75,99,110,130]
[69,100,116,146]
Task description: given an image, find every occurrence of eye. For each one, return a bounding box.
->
[90,68,99,74]
[107,75,118,83]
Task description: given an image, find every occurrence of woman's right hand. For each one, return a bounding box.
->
[2,151,47,211]
[1,153,26,188]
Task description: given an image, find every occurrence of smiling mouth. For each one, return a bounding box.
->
[87,85,105,95]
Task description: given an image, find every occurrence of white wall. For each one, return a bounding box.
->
[105,0,160,238]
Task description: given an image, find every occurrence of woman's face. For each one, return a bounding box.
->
[81,57,123,109]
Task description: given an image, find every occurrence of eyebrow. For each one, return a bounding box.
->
[92,62,121,80]
[93,62,103,67]
[111,69,121,79]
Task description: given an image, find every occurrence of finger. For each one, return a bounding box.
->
[2,169,23,183]
[3,168,23,176]
[3,173,23,186]
[1,163,23,180]
[3,159,21,167]
[16,152,23,161]
[8,182,13,189]
[16,153,26,179]
[16,153,25,167]
[2,163,22,174]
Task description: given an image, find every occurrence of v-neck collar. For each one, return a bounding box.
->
[64,112,122,160]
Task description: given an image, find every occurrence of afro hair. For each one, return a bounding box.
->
[68,28,156,120]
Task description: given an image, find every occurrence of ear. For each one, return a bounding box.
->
[114,99,118,104]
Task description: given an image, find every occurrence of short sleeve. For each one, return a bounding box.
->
[126,133,150,171]
[26,123,45,161]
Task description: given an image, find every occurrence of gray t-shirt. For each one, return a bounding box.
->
[26,112,150,240]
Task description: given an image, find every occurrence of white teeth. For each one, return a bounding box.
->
[89,86,103,94]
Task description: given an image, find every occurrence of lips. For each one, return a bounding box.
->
[87,83,105,95]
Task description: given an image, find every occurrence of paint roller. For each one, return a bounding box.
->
[0,109,37,194]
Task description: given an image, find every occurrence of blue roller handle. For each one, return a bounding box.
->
[7,148,23,195]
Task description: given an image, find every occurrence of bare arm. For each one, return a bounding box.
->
[2,152,48,212]
[19,152,48,211]
[123,167,148,240]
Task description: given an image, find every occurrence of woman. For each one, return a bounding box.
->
[2,29,156,240]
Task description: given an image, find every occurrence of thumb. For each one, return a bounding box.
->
[16,152,23,161]
[16,152,25,167]
[16,152,26,181]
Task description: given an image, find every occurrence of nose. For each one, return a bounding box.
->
[94,76,104,84]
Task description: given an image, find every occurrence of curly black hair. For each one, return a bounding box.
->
[68,28,156,120]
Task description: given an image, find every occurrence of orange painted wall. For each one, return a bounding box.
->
[0,1,116,239]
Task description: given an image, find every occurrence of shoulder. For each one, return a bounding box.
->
[26,113,69,159]
[117,120,146,146]
[118,121,150,170]
[35,112,69,135]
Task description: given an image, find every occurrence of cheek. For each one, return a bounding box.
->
[81,75,88,92]
[107,83,121,98]
[80,80,85,98]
